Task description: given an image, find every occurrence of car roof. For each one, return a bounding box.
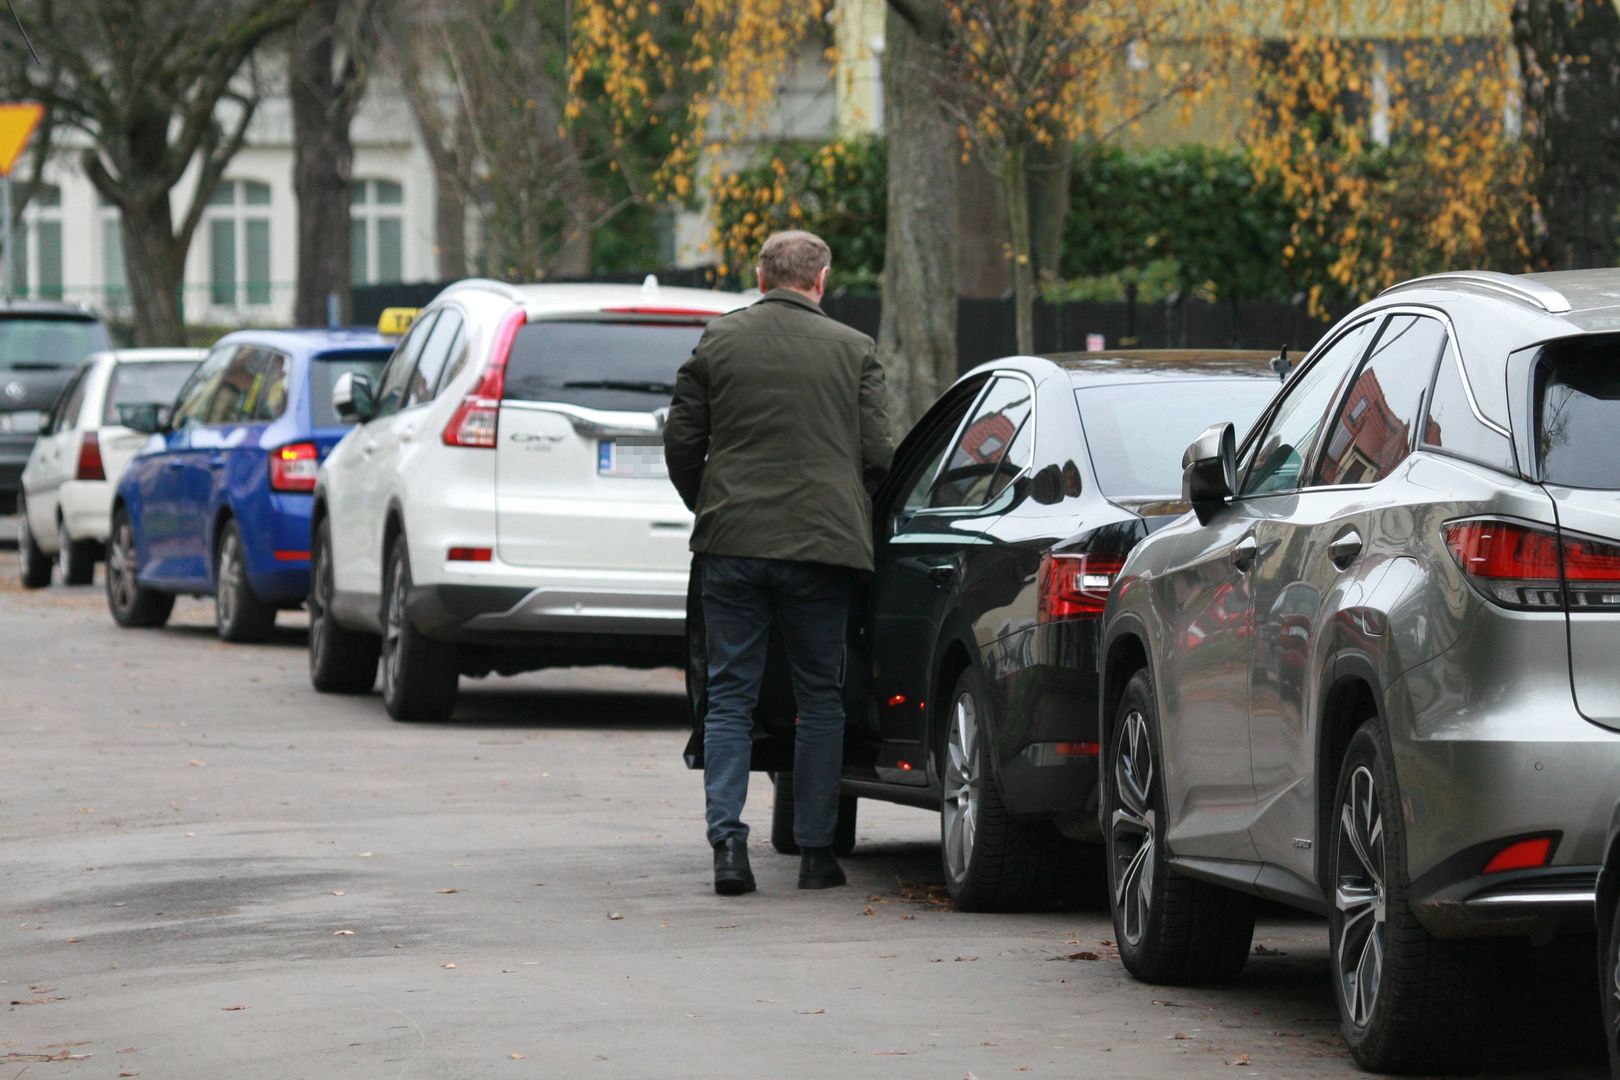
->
[211,328,397,356]
[1046,349,1283,386]
[85,348,207,366]
[435,278,754,318]
[0,297,101,320]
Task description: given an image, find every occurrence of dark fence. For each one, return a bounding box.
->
[355,277,1338,375]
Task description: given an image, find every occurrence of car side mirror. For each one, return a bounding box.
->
[118,402,169,434]
[332,371,376,423]
[1182,422,1238,520]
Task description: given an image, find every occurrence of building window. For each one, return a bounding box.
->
[351,179,403,286]
[9,183,63,300]
[100,192,130,315]
[207,179,272,307]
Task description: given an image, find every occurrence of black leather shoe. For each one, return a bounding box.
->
[713,836,756,896]
[798,846,846,889]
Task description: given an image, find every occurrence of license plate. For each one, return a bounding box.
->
[598,437,668,479]
[0,410,44,435]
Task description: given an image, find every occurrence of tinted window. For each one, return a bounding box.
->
[310,350,390,426]
[208,348,288,424]
[1535,338,1620,488]
[926,376,1034,510]
[503,321,706,410]
[103,361,201,425]
[0,316,110,369]
[1242,320,1374,496]
[374,311,438,418]
[1076,379,1277,498]
[1316,315,1444,486]
[171,346,235,429]
[407,308,463,406]
[1422,340,1516,472]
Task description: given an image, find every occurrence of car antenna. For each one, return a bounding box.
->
[1270,346,1291,382]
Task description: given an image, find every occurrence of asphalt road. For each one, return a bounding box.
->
[0,522,1606,1079]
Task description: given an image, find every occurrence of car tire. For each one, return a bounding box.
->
[1604,892,1620,1080]
[17,494,51,589]
[57,517,97,586]
[1107,668,1255,984]
[1329,720,1493,1073]
[769,771,857,857]
[308,517,380,694]
[105,508,173,628]
[214,521,275,643]
[380,536,459,723]
[939,665,1052,912]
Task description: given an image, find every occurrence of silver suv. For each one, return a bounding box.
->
[1099,270,1620,1073]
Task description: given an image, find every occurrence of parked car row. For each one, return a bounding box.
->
[12,269,1618,1076]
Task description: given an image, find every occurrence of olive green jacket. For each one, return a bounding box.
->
[663,289,894,572]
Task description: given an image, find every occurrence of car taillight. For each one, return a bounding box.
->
[444,306,526,449]
[1442,518,1620,610]
[75,431,105,481]
[1038,552,1125,622]
[269,441,319,492]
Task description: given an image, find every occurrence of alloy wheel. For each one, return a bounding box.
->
[383,555,405,693]
[941,689,980,882]
[310,536,331,660]
[1610,922,1620,1061]
[1335,764,1387,1029]
[57,520,71,579]
[108,520,136,612]
[1111,709,1157,947]
[18,505,37,580]
[217,533,240,628]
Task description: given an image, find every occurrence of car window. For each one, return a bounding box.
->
[208,347,288,424]
[1421,339,1516,472]
[1241,319,1375,497]
[503,320,707,410]
[1315,314,1445,486]
[47,366,90,434]
[925,375,1035,510]
[1534,336,1620,489]
[310,350,391,427]
[103,361,201,426]
[0,316,110,370]
[1076,378,1278,498]
[407,308,464,407]
[374,311,439,418]
[171,346,236,430]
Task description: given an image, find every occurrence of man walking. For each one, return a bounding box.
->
[663,230,893,896]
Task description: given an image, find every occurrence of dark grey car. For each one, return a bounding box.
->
[1099,270,1620,1073]
[0,300,112,513]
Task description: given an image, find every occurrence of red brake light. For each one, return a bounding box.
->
[1038,552,1125,621]
[1482,836,1553,874]
[1442,518,1620,610]
[75,431,104,481]
[444,307,526,449]
[269,441,318,492]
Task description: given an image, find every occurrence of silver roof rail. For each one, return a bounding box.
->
[436,278,526,303]
[1380,270,1571,314]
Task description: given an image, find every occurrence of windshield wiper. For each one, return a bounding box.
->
[559,379,676,394]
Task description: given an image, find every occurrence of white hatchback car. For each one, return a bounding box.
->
[18,348,205,588]
[310,278,751,721]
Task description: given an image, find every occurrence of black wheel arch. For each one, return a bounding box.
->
[1314,651,1386,895]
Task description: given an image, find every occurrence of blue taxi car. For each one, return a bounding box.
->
[106,329,394,641]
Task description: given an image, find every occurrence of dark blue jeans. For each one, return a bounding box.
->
[701,555,851,849]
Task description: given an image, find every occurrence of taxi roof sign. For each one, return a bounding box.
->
[377,307,419,336]
[0,103,44,177]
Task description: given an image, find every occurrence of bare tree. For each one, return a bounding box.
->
[290,0,380,326]
[1,0,303,343]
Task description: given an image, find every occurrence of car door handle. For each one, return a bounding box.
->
[1330,529,1363,569]
[363,439,380,454]
[398,426,417,444]
[1232,535,1258,572]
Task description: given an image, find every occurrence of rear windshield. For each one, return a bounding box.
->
[503,321,706,411]
[311,349,390,426]
[0,316,111,370]
[1535,341,1620,488]
[1076,379,1279,498]
[104,361,200,424]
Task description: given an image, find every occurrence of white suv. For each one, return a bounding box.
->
[309,278,750,721]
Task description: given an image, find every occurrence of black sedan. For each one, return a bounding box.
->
[687,350,1283,910]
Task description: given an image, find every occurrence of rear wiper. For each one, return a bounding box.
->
[560,379,676,394]
[4,362,64,371]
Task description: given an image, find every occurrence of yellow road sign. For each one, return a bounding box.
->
[0,103,44,177]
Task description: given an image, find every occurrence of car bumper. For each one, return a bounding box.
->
[239,493,315,606]
[406,572,686,657]
[58,479,111,543]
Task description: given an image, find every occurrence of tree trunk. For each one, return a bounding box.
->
[1002,142,1035,355]
[291,0,365,326]
[1512,0,1620,270]
[120,192,186,345]
[956,153,1010,300]
[1027,136,1072,286]
[879,0,959,430]
[432,166,468,280]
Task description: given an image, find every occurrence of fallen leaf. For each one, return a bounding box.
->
[49,1051,92,1061]
[437,888,460,894]
[796,1008,825,1015]
[66,937,82,944]
[120,1072,141,1077]
[184,832,196,838]
[333,930,356,936]
[358,852,373,858]
[715,923,736,929]
[606,912,623,921]
[861,906,875,916]
[1049,951,1100,962]
[953,955,978,962]
[900,914,915,920]
[186,758,206,767]
[1172,1032,1190,1040]
[331,890,346,896]
[117,1048,140,1054]
[442,963,457,969]
[222,1005,248,1011]
[1253,944,1285,956]
[1229,1055,1251,1066]
[509,1053,525,1060]
[870,1050,912,1056]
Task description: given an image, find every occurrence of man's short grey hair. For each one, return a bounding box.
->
[758,230,831,291]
